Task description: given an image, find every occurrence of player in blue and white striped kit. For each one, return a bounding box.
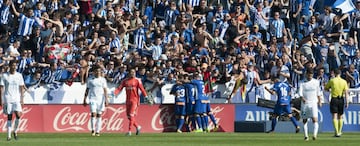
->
[170,75,186,133]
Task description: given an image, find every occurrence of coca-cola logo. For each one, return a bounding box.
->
[53,106,127,132]
[208,106,223,128]
[53,106,88,131]
[0,107,31,132]
[102,106,126,131]
[150,105,224,131]
[151,106,176,131]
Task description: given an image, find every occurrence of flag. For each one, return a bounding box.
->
[45,43,71,60]
[333,0,356,14]
[203,71,216,94]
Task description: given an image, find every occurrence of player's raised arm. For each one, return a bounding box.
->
[10,1,20,17]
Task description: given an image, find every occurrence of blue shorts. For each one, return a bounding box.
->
[205,103,211,113]
[175,105,186,116]
[186,103,194,115]
[194,100,205,114]
[274,104,292,115]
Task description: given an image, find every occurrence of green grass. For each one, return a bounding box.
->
[0,132,359,146]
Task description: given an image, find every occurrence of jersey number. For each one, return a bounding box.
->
[280,87,288,100]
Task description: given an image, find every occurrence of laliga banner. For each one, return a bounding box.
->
[0,104,234,133]
[235,104,360,132]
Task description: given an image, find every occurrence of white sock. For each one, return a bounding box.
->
[14,118,20,133]
[303,122,308,138]
[91,117,96,132]
[96,117,102,133]
[7,120,12,138]
[314,122,319,137]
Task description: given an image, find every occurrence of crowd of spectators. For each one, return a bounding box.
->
[0,0,360,103]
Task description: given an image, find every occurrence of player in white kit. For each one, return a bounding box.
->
[0,60,26,141]
[83,65,109,136]
[298,69,322,141]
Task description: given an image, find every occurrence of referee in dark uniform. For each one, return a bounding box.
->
[325,69,349,137]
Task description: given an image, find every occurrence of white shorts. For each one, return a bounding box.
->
[301,103,318,119]
[3,102,22,115]
[89,100,105,114]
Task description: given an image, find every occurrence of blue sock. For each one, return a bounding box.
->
[191,117,196,130]
[176,119,179,129]
[202,116,209,130]
[209,114,217,126]
[290,117,299,127]
[196,116,202,129]
[271,118,277,131]
[177,118,185,130]
[185,123,190,132]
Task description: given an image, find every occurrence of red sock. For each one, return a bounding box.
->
[128,117,133,131]
[129,117,139,130]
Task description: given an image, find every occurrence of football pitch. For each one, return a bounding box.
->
[0,132,359,146]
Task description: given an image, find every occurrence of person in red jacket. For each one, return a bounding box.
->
[114,68,148,136]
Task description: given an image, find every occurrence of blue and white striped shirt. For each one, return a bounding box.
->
[349,70,360,88]
[150,45,163,60]
[164,9,179,27]
[110,37,122,51]
[17,14,36,36]
[48,1,59,11]
[290,0,302,13]
[17,57,29,73]
[33,9,42,18]
[219,21,229,40]
[0,5,10,25]
[41,67,63,84]
[134,28,146,49]
[353,57,360,71]
[186,0,200,7]
[270,19,285,38]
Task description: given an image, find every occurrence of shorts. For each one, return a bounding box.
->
[89,100,105,114]
[194,100,205,114]
[274,104,292,115]
[175,105,186,116]
[3,102,22,115]
[301,103,318,119]
[126,101,138,117]
[186,103,194,115]
[330,97,345,115]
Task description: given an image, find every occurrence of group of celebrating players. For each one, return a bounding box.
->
[170,73,219,133]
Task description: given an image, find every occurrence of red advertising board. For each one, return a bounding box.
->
[0,104,234,133]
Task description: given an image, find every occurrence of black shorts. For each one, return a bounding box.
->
[330,97,345,115]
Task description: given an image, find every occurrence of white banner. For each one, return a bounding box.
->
[23,82,360,104]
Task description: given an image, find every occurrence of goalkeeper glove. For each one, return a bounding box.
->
[145,96,154,105]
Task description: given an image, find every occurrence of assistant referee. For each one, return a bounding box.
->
[325,69,349,137]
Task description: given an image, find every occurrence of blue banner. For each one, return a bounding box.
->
[235,104,360,132]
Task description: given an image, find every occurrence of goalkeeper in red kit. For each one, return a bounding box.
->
[114,68,149,136]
